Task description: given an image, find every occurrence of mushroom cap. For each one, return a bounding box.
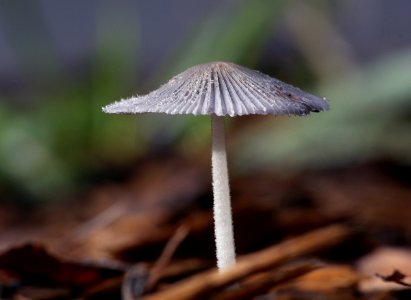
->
[102,62,328,117]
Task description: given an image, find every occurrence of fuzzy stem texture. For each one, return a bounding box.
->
[211,114,236,271]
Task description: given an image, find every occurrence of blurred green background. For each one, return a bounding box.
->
[0,0,410,204]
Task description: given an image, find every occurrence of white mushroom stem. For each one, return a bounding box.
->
[211,114,236,271]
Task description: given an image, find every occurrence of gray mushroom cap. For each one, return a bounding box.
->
[102,62,329,117]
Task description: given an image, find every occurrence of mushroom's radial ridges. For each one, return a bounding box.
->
[102,62,329,117]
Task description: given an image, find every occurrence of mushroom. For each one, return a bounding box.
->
[102,62,328,271]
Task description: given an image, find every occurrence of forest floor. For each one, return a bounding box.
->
[1,155,411,299]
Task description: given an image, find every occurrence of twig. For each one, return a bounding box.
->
[121,225,189,300]
[213,260,323,300]
[142,224,351,300]
[146,225,189,291]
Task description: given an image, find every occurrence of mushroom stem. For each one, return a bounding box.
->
[211,114,236,271]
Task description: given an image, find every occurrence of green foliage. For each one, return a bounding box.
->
[0,1,141,199]
[234,50,411,171]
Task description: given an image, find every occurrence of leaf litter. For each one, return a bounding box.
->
[0,156,411,299]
